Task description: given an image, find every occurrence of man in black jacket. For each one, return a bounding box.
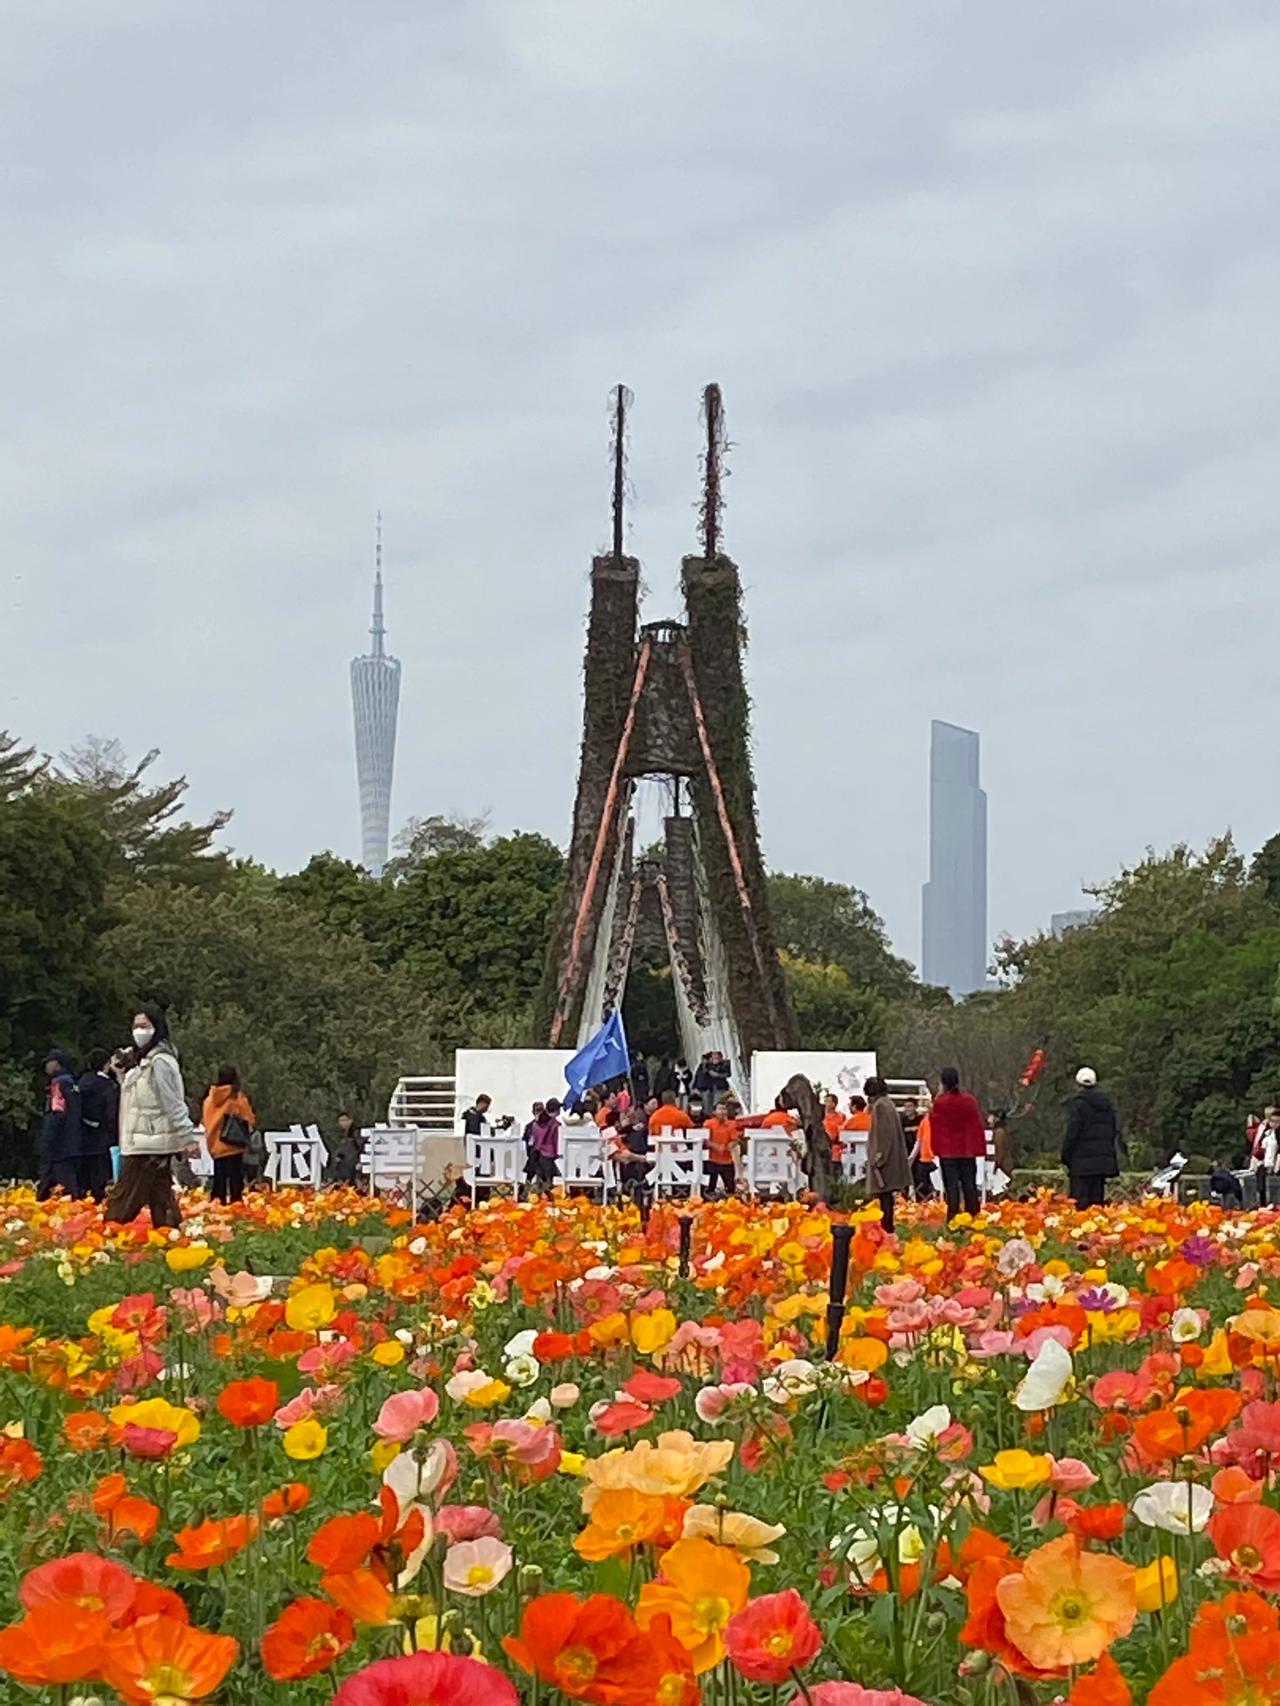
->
[37,1048,82,1200]
[1062,1067,1120,1209]
[76,1049,119,1201]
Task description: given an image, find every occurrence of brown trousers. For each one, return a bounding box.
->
[104,1155,181,1229]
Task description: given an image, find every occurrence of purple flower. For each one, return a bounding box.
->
[1180,1235,1216,1267]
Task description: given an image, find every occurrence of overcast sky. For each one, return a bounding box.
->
[5,2,1280,967]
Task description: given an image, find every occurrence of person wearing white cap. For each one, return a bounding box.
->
[1061,1066,1120,1209]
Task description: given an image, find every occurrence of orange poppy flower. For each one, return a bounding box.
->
[0,1436,42,1495]
[997,1535,1137,1671]
[102,1614,237,1702]
[1068,1650,1132,1705]
[0,1604,111,1686]
[320,1567,395,1626]
[574,1489,669,1561]
[1208,1502,1280,1591]
[63,1410,112,1452]
[960,1555,1059,1681]
[262,1482,312,1520]
[20,1553,137,1623]
[261,1596,354,1680]
[1211,1466,1265,1505]
[308,1511,382,1574]
[1147,1591,1280,1706]
[1133,1389,1242,1459]
[216,1376,279,1429]
[166,1514,258,1571]
[636,1538,751,1674]
[503,1592,648,1699]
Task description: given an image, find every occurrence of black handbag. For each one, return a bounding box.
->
[220,1112,252,1152]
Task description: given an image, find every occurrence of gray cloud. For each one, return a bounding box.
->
[4,1,1280,965]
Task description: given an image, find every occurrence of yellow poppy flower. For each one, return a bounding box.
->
[631,1310,678,1355]
[1134,1555,1177,1612]
[165,1243,213,1273]
[285,1282,337,1333]
[979,1449,1054,1491]
[111,1397,201,1449]
[282,1419,328,1460]
[371,1341,405,1368]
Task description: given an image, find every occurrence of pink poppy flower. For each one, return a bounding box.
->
[1049,1457,1098,1493]
[373,1389,441,1444]
[796,1687,929,1706]
[332,1651,517,1705]
[122,1424,178,1460]
[435,1506,502,1544]
[695,1382,754,1423]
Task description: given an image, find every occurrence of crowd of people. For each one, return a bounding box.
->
[459,1048,1122,1223]
[35,1016,1130,1229]
[34,1005,368,1226]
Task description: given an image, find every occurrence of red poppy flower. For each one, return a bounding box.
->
[1065,1503,1128,1543]
[20,1553,137,1623]
[119,1582,189,1628]
[724,1589,822,1683]
[121,1424,178,1460]
[331,1651,518,1705]
[594,1400,656,1437]
[622,1370,683,1404]
[217,1377,280,1429]
[261,1597,354,1681]
[1208,1502,1280,1591]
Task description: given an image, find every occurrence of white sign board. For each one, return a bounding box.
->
[750,1050,879,1114]
[454,1049,575,1129]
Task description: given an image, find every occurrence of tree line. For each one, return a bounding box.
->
[4,727,1278,1176]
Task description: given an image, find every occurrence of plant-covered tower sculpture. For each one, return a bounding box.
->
[539,385,797,1087]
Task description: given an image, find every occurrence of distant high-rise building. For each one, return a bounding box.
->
[350,515,401,877]
[921,720,988,996]
[1051,908,1097,938]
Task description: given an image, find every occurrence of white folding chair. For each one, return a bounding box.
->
[466,1134,525,1206]
[188,1131,215,1181]
[361,1127,425,1203]
[650,1130,704,1200]
[839,1138,868,1183]
[560,1132,614,1202]
[746,1133,802,1198]
[264,1124,324,1189]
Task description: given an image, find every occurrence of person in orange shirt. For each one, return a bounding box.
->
[202,1065,257,1206]
[906,1101,936,1201]
[701,1105,742,1196]
[650,1091,693,1134]
[759,1098,798,1132]
[822,1092,845,1162]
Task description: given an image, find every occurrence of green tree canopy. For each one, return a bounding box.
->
[767,872,915,1000]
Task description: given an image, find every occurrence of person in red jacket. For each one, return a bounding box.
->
[929,1066,987,1222]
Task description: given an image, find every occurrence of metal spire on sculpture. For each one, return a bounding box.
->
[350,513,401,877]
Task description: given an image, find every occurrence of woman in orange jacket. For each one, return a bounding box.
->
[202,1065,257,1205]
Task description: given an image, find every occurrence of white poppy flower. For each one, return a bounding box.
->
[1131,1481,1214,1535]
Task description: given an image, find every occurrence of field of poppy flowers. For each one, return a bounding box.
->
[1,1185,1280,1705]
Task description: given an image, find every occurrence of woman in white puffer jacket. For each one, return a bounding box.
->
[104,1005,196,1228]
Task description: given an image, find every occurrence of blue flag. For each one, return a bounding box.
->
[565,1009,630,1104]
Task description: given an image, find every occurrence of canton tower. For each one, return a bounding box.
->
[350,514,401,876]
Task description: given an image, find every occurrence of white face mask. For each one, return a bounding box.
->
[132,1027,155,1050]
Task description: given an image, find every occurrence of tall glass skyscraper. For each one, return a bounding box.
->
[921,720,987,996]
[350,518,400,877]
